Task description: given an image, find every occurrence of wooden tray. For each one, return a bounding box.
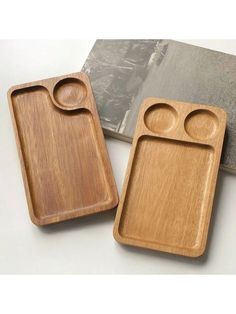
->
[8,72,118,226]
[114,98,226,257]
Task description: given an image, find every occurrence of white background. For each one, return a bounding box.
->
[0,39,236,274]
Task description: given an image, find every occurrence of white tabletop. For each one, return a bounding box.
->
[0,40,236,274]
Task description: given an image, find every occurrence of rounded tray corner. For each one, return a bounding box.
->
[187,243,206,258]
[30,213,44,226]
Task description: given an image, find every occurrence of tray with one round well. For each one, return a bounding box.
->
[8,72,118,225]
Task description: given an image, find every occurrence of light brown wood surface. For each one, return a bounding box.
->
[114,98,227,257]
[8,72,118,226]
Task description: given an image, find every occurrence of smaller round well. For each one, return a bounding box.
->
[184,109,219,141]
[144,103,178,134]
[53,78,87,109]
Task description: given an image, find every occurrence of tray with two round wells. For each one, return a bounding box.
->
[114,98,226,257]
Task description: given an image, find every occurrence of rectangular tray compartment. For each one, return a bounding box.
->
[119,136,213,250]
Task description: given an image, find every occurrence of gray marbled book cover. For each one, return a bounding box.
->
[82,40,236,173]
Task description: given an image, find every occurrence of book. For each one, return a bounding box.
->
[82,39,236,173]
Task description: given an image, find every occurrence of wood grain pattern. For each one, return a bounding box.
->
[114,98,227,257]
[8,72,118,226]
